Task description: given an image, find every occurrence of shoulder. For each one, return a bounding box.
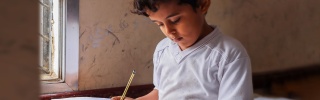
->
[205,30,249,64]
[153,38,171,67]
[154,38,170,52]
[153,38,170,59]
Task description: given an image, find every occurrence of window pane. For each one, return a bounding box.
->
[39,0,61,80]
[40,0,52,73]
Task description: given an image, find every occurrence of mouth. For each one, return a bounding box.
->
[172,37,183,42]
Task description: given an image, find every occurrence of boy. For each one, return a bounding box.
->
[112,0,253,99]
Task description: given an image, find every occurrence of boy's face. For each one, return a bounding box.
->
[147,1,209,50]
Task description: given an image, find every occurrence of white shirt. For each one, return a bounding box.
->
[153,27,253,100]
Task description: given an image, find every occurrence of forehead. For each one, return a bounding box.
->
[146,2,191,19]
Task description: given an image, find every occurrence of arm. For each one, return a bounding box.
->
[218,57,253,100]
[135,89,158,100]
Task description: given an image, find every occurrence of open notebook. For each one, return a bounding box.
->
[52,96,293,100]
[52,94,293,100]
[52,97,111,100]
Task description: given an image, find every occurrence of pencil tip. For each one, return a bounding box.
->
[133,70,136,74]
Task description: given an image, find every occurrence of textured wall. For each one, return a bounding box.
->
[79,0,320,90]
[206,0,320,72]
[79,0,164,90]
[0,0,39,100]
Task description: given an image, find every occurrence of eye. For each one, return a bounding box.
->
[171,17,181,24]
[157,23,164,26]
[154,22,164,27]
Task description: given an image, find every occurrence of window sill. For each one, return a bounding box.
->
[41,82,73,94]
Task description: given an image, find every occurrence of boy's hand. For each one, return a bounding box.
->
[110,96,135,100]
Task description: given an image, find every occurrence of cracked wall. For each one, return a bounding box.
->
[79,0,320,90]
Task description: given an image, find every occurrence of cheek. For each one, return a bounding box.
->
[178,25,200,37]
[180,18,203,35]
[159,27,166,35]
[159,27,171,37]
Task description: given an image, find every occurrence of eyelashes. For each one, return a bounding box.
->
[157,23,164,26]
[156,17,181,26]
[171,17,181,24]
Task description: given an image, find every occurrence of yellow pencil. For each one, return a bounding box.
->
[120,70,136,100]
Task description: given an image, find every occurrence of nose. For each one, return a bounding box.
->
[164,24,176,35]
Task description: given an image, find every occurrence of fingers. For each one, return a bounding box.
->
[111,96,121,100]
[111,96,134,100]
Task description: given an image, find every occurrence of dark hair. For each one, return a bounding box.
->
[131,0,200,17]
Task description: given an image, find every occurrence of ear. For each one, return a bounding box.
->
[199,0,211,15]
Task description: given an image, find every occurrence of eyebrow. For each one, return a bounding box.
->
[151,12,180,22]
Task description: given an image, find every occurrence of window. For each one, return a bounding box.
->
[40,0,79,93]
[39,0,63,82]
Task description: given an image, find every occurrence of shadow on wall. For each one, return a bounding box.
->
[208,0,320,72]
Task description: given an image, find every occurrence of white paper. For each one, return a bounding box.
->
[52,97,111,100]
[254,97,293,100]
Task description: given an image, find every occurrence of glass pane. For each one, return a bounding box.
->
[40,0,53,79]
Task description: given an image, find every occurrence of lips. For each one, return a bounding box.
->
[172,37,183,42]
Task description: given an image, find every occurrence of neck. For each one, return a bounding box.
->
[192,23,214,46]
[200,23,214,40]
[179,23,214,51]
